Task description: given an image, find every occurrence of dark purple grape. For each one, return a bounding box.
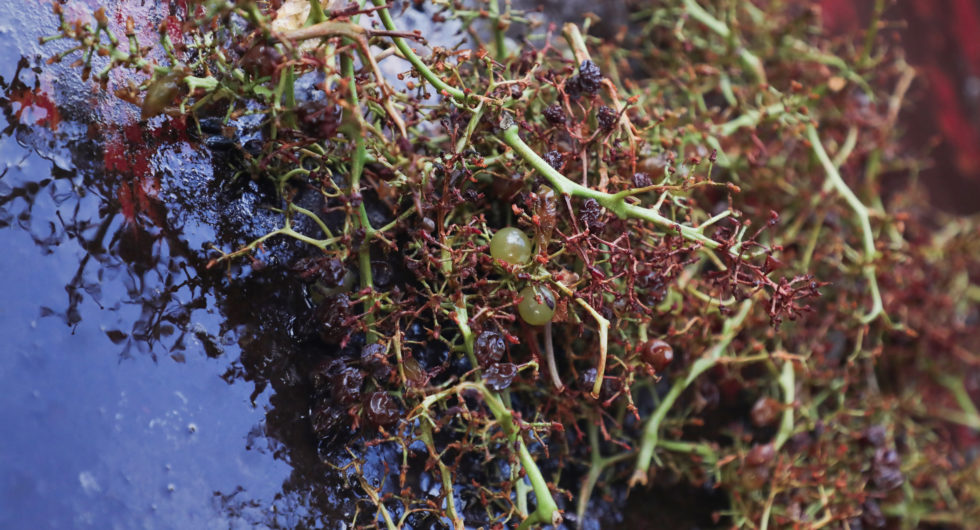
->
[416,340,449,371]
[578,368,598,391]
[575,367,619,400]
[740,462,770,490]
[697,380,720,411]
[315,294,352,343]
[241,43,282,78]
[637,270,667,305]
[311,401,350,444]
[598,377,621,402]
[361,343,385,361]
[331,367,363,405]
[366,161,397,181]
[862,425,887,448]
[474,331,506,368]
[296,102,342,138]
[360,343,391,381]
[365,391,400,427]
[371,259,394,288]
[740,443,775,489]
[292,257,345,286]
[310,359,343,392]
[483,362,519,391]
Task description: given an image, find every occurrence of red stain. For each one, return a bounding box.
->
[117,181,136,225]
[163,16,184,45]
[103,123,162,232]
[10,88,61,130]
[103,126,149,177]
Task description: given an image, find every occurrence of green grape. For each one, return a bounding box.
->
[518,285,555,326]
[490,227,532,265]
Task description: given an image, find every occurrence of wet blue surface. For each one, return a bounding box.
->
[0,125,291,530]
[0,2,321,528]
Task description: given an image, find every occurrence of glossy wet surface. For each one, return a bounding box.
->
[0,2,347,527]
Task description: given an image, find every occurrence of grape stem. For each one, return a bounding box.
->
[543,322,564,392]
[805,124,883,323]
[631,299,753,486]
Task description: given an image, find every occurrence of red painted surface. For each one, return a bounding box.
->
[822,0,980,212]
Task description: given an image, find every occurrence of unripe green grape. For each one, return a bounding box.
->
[490,227,532,265]
[518,285,555,326]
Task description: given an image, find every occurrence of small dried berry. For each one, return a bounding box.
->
[141,69,185,119]
[696,380,720,411]
[365,161,397,181]
[578,368,598,391]
[361,343,392,381]
[310,358,345,392]
[241,43,282,78]
[543,103,566,125]
[542,150,563,170]
[416,340,449,371]
[637,270,668,305]
[579,198,605,232]
[632,172,652,188]
[296,102,341,138]
[371,259,394,288]
[862,425,887,447]
[402,357,427,388]
[576,368,619,400]
[741,462,770,490]
[597,105,617,131]
[575,60,603,95]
